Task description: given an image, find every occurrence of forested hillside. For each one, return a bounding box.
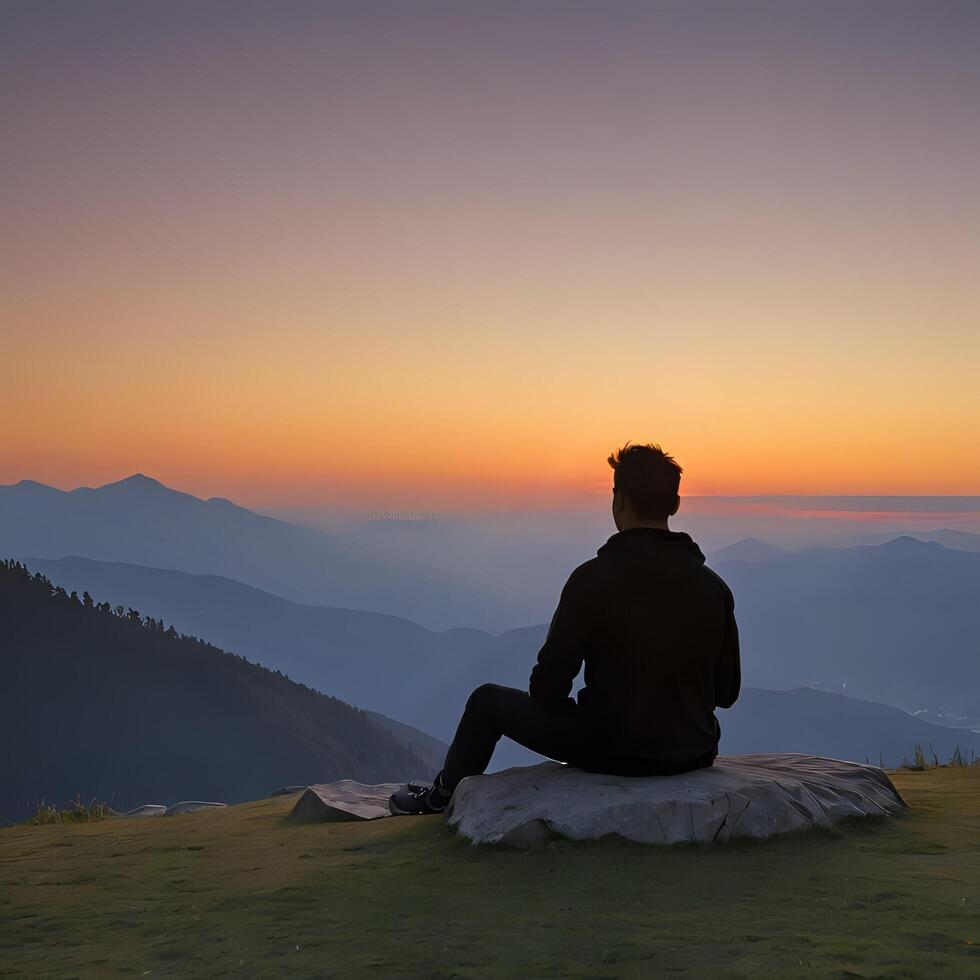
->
[0,561,433,823]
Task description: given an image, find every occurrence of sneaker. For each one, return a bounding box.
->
[388,779,451,816]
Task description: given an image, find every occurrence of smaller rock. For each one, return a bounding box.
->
[289,779,404,823]
[166,801,227,815]
[125,804,167,818]
[124,800,228,817]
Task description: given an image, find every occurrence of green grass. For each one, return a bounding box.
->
[1,767,978,978]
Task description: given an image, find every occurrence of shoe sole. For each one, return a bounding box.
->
[388,797,446,817]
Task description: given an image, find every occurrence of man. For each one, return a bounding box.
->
[389,443,740,815]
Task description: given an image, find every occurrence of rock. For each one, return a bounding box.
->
[445,753,908,847]
[165,801,227,815]
[123,800,227,817]
[289,779,405,823]
[125,804,167,818]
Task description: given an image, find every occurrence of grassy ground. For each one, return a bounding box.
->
[1,767,978,978]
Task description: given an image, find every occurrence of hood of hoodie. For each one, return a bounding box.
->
[596,527,706,570]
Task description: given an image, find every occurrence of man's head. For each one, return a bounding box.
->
[607,443,682,531]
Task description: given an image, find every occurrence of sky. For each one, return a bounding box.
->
[3,1,979,510]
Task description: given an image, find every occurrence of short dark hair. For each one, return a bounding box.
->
[607,443,682,519]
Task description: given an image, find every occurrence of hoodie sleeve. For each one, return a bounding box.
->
[528,565,592,706]
[714,578,741,709]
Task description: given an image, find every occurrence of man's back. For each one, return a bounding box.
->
[529,527,740,772]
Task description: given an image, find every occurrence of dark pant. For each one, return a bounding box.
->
[438,683,717,791]
[439,684,592,790]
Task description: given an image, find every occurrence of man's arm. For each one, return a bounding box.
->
[714,579,741,709]
[528,566,592,706]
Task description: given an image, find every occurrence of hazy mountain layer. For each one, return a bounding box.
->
[23,555,498,736]
[713,536,980,716]
[719,687,980,766]
[0,475,528,630]
[26,553,980,771]
[707,537,786,563]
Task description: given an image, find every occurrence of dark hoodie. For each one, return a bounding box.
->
[528,527,740,773]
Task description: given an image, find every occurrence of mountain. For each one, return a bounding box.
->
[25,552,980,774]
[0,475,525,631]
[851,527,980,553]
[713,536,980,718]
[719,687,980,766]
[22,555,501,740]
[0,560,441,824]
[708,537,786,563]
[22,554,540,764]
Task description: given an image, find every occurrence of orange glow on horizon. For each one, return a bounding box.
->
[4,4,979,507]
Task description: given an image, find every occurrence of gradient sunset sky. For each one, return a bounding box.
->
[4,1,979,510]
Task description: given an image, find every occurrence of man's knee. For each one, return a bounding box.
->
[464,682,510,715]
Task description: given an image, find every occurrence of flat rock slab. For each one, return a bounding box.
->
[166,801,227,815]
[445,754,908,847]
[289,779,404,823]
[124,801,228,818]
[125,804,167,818]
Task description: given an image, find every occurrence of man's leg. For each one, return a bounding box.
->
[438,683,589,791]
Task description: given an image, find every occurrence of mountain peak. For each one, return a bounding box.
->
[14,478,60,491]
[99,473,169,493]
[878,535,945,553]
[0,478,65,496]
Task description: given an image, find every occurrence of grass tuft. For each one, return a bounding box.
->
[900,742,977,770]
[30,794,115,826]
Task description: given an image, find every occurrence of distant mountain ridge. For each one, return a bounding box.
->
[0,474,526,630]
[708,537,786,563]
[0,560,441,824]
[851,527,980,553]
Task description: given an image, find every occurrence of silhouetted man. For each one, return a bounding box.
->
[389,443,740,815]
